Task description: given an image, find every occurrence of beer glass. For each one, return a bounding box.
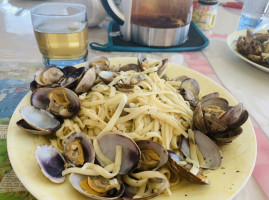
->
[30,3,89,67]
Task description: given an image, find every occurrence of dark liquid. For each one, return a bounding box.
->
[131,15,188,28]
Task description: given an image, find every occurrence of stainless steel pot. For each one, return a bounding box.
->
[101,0,193,47]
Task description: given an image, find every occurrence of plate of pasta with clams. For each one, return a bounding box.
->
[7,56,256,200]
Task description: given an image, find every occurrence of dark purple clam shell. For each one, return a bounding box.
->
[60,67,85,89]
[61,65,77,76]
[35,145,66,183]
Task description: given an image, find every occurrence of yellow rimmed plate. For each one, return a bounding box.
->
[7,57,256,200]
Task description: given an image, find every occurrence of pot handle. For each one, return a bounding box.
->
[100,0,125,25]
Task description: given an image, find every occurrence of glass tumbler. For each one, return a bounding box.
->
[30,3,89,67]
[238,0,269,30]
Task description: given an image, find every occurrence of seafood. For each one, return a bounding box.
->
[193,93,248,145]
[31,87,81,118]
[16,55,250,199]
[35,145,66,183]
[136,140,168,171]
[236,29,269,66]
[17,106,61,135]
[64,132,95,166]
[69,173,124,199]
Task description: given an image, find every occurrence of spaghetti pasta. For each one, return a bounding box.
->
[54,62,194,197]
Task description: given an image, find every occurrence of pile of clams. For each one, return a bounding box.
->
[236,29,269,65]
[16,55,249,199]
[35,132,170,199]
[193,93,248,145]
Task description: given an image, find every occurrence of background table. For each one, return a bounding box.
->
[0,0,269,199]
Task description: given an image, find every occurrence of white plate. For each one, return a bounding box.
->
[227,29,269,73]
[7,57,257,200]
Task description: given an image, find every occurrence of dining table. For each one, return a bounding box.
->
[0,0,269,199]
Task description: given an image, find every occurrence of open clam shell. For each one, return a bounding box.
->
[35,145,66,183]
[137,54,148,71]
[168,151,210,184]
[219,103,249,130]
[60,67,85,89]
[61,65,77,75]
[64,132,95,166]
[31,87,81,119]
[69,173,124,199]
[96,133,140,174]
[87,56,110,74]
[156,59,168,78]
[209,127,243,145]
[180,130,222,169]
[19,106,61,134]
[99,71,118,84]
[135,140,168,171]
[180,78,200,107]
[75,67,96,94]
[16,119,52,135]
[193,97,249,144]
[34,66,64,87]
[30,87,53,110]
[47,87,81,118]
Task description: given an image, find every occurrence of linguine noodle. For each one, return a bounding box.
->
[53,62,194,197]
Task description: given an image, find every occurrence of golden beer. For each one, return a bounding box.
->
[30,3,88,66]
[34,26,88,60]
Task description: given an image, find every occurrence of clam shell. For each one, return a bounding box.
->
[69,173,124,199]
[16,119,51,135]
[220,103,249,129]
[99,71,118,84]
[19,106,60,132]
[47,87,81,118]
[180,131,222,169]
[87,56,110,74]
[64,132,95,166]
[156,59,168,78]
[200,92,219,103]
[209,127,243,145]
[34,66,64,86]
[168,151,210,185]
[75,67,96,94]
[96,133,140,174]
[118,64,140,72]
[136,140,168,171]
[180,78,200,107]
[30,87,53,110]
[60,67,85,88]
[35,145,66,183]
